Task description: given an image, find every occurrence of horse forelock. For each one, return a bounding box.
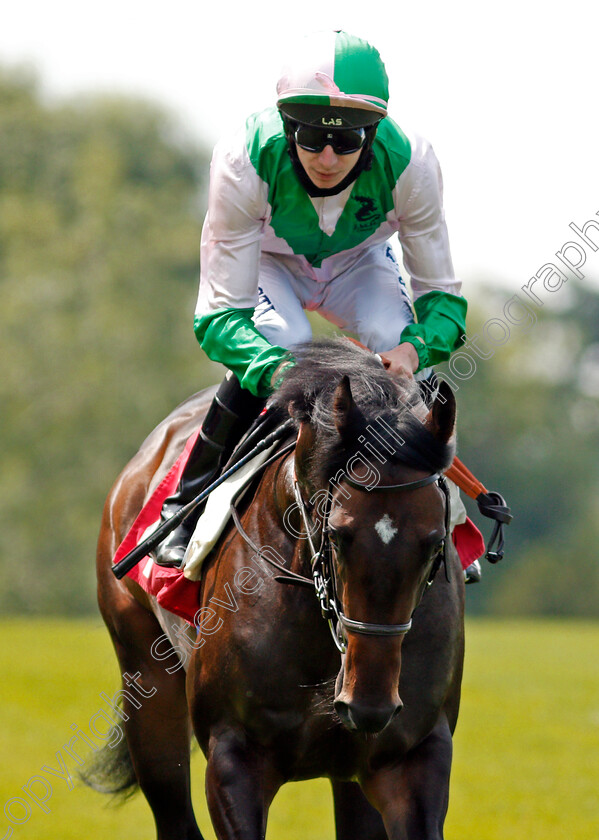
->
[270,339,455,486]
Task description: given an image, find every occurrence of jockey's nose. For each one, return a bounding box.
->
[318,144,337,166]
[334,697,403,734]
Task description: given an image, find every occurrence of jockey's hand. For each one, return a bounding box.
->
[270,359,295,390]
[379,342,419,379]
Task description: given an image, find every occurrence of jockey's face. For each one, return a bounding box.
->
[295,143,361,190]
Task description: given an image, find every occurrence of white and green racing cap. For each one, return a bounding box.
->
[276,30,389,128]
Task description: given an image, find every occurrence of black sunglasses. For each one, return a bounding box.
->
[294,124,367,155]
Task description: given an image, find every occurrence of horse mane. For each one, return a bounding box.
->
[270,338,455,486]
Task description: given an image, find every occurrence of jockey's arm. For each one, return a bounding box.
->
[389,135,467,374]
[194,129,290,398]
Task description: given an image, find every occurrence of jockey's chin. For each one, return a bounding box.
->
[295,144,361,190]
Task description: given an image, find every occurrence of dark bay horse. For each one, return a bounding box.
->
[90,340,464,840]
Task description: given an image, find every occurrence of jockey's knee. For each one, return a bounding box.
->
[357,322,399,354]
[256,318,312,350]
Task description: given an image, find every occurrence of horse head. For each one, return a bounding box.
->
[328,375,455,733]
[279,341,456,735]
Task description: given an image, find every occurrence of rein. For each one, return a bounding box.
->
[230,435,450,655]
[445,457,512,562]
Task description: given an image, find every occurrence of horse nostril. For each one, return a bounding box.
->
[334,699,357,730]
[392,700,404,718]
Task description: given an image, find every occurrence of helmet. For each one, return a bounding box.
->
[277,30,389,130]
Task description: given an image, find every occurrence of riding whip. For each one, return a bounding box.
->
[112,418,296,579]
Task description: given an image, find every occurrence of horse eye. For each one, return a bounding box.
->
[326,526,350,549]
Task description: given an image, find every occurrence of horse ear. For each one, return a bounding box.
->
[296,420,315,454]
[295,420,316,487]
[425,380,456,444]
[333,375,362,442]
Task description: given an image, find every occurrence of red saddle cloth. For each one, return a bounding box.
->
[113,435,485,626]
[112,429,203,626]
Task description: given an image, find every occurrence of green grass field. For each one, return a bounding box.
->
[1,618,598,839]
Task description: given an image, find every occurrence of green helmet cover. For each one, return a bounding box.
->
[277,30,389,126]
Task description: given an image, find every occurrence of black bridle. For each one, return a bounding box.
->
[230,442,451,655]
[296,471,451,653]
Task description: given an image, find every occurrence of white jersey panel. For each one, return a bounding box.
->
[393,134,460,299]
[198,122,460,318]
[197,126,270,316]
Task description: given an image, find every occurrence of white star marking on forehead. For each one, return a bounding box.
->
[375,513,398,545]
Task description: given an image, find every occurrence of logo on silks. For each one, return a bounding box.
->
[353,195,380,229]
[385,244,398,264]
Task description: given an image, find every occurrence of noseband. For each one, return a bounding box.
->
[292,470,451,654]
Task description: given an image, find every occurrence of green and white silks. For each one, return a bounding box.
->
[195,107,466,397]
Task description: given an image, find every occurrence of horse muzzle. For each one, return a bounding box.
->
[334,696,403,733]
[333,640,405,733]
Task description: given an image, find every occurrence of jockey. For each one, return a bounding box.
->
[154,30,468,568]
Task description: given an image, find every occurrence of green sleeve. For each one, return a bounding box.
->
[194,308,292,397]
[399,290,467,371]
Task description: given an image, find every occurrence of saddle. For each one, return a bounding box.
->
[183,411,295,581]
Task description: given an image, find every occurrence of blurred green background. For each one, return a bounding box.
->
[1,65,598,838]
[1,66,598,618]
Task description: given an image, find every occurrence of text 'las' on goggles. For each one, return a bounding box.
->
[294,125,367,155]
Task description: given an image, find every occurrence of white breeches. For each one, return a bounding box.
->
[252,243,416,354]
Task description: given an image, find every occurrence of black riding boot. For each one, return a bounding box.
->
[154,372,265,567]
